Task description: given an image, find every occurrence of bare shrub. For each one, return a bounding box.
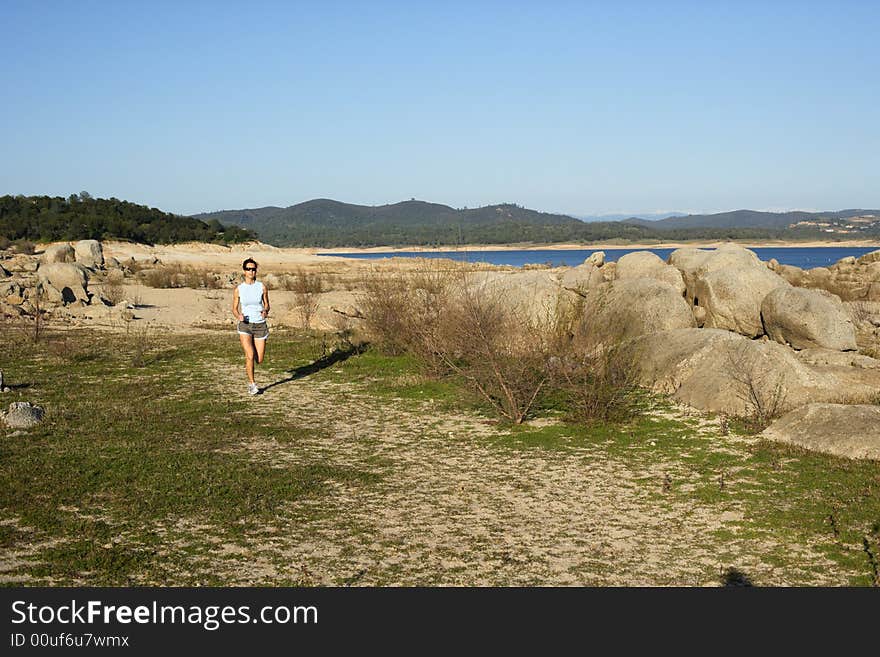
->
[124,322,157,368]
[723,342,789,431]
[12,239,35,255]
[286,268,326,328]
[141,264,220,289]
[551,343,644,425]
[432,280,551,424]
[547,294,645,424]
[0,235,11,250]
[360,265,646,425]
[848,301,875,327]
[102,270,126,305]
[359,265,456,373]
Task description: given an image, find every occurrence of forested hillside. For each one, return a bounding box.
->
[0,193,255,245]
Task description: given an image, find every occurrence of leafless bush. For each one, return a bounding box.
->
[102,270,126,305]
[848,301,876,327]
[124,321,158,367]
[0,235,11,250]
[359,265,456,373]
[12,239,35,255]
[361,265,646,425]
[140,264,220,289]
[285,268,326,327]
[547,295,645,424]
[723,342,789,431]
[439,281,559,423]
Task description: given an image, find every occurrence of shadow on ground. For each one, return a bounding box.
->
[260,342,368,393]
[721,567,754,587]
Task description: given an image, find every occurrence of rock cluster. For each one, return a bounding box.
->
[2,402,44,429]
[772,250,880,301]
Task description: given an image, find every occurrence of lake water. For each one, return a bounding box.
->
[318,246,878,269]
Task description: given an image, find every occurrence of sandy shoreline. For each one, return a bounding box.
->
[316,239,880,254]
[94,239,880,272]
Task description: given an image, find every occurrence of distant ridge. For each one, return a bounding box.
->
[194,199,880,247]
[622,209,879,230]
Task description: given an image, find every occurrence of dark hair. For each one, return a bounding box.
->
[242,258,258,271]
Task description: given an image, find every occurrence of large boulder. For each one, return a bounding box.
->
[668,244,763,302]
[761,286,857,351]
[5,255,38,272]
[2,401,45,429]
[761,404,880,460]
[630,328,880,416]
[791,257,880,302]
[578,279,695,348]
[614,251,686,296]
[41,243,75,264]
[559,264,604,294]
[37,262,90,304]
[74,240,104,269]
[693,266,788,337]
[584,251,605,267]
[858,249,880,265]
[468,270,573,326]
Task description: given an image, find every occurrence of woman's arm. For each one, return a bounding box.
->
[231,287,243,321]
[261,285,270,318]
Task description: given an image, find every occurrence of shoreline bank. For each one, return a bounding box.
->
[315,240,880,254]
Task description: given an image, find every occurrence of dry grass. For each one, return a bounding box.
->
[101,270,126,305]
[723,342,789,431]
[140,264,221,289]
[360,265,644,425]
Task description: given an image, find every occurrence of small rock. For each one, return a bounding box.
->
[584,251,605,267]
[2,401,45,429]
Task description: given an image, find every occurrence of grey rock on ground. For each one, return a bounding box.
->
[2,401,45,429]
[74,240,104,269]
[468,270,575,326]
[41,243,75,264]
[693,265,789,337]
[614,251,686,296]
[37,262,90,304]
[559,263,604,295]
[761,403,880,460]
[668,243,762,302]
[584,251,605,267]
[630,328,880,416]
[761,286,857,351]
[579,279,695,348]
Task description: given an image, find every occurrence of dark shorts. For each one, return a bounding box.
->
[237,321,269,340]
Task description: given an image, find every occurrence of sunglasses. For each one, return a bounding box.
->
[244,267,257,271]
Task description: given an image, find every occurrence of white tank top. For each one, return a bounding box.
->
[238,281,265,323]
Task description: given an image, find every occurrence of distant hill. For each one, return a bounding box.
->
[194,199,649,246]
[0,194,256,245]
[575,212,687,223]
[195,199,880,247]
[623,209,880,231]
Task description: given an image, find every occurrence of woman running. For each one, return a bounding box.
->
[232,258,270,394]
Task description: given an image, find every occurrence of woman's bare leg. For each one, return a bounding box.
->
[239,334,256,383]
[254,336,267,365]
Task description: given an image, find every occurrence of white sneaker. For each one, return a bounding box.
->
[247,383,259,395]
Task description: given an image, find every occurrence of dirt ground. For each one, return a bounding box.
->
[185,356,851,586]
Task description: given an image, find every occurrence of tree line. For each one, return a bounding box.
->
[0,193,255,245]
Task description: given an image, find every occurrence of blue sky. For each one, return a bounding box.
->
[2,1,878,216]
